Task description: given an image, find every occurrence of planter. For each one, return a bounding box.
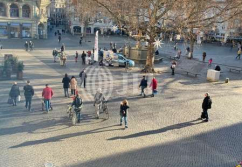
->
[17,71,23,80]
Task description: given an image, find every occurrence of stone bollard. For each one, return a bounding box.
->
[225,78,229,83]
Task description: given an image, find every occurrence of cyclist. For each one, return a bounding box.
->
[72,93,82,123]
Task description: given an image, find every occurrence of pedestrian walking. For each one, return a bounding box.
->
[52,48,58,62]
[236,49,241,60]
[23,80,34,111]
[120,99,130,128]
[237,42,241,51]
[171,61,177,75]
[58,35,61,43]
[72,93,83,123]
[150,77,158,97]
[174,43,178,50]
[176,49,181,59]
[81,51,86,65]
[61,43,65,52]
[94,88,105,119]
[208,58,213,67]
[202,52,207,62]
[9,82,20,106]
[186,46,190,56]
[70,76,77,96]
[201,93,212,122]
[79,69,87,88]
[42,84,53,113]
[139,76,148,97]
[29,41,34,51]
[75,51,78,63]
[79,37,82,45]
[24,41,29,51]
[62,74,70,97]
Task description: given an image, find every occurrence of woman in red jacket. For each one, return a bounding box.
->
[42,84,54,113]
[150,77,158,97]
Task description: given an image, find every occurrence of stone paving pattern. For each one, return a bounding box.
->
[0,33,242,167]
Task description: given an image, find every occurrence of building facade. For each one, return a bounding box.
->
[66,0,113,35]
[49,0,66,27]
[0,0,50,39]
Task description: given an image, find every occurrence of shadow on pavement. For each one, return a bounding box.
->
[9,124,122,149]
[108,119,204,140]
[69,122,242,167]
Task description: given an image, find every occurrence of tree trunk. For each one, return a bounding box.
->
[189,34,195,59]
[142,38,155,73]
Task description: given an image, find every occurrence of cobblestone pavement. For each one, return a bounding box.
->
[0,33,242,167]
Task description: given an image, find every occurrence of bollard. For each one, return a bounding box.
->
[225,78,229,83]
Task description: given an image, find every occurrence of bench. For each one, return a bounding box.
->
[184,71,201,77]
[228,67,242,73]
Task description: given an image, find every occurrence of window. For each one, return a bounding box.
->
[0,3,6,16]
[22,5,30,18]
[10,4,19,17]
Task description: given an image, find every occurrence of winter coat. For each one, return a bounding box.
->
[94,92,104,105]
[23,85,34,98]
[79,71,87,80]
[140,79,148,88]
[202,96,210,110]
[62,76,70,88]
[150,78,158,90]
[70,78,77,90]
[120,104,129,117]
[42,87,53,100]
[9,85,20,97]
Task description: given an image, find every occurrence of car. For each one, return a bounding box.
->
[113,54,135,67]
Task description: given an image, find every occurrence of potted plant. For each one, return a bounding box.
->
[3,59,12,79]
[17,61,24,80]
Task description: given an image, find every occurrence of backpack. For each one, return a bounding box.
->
[208,99,212,109]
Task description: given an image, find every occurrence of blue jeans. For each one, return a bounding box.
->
[76,109,81,121]
[25,97,32,110]
[44,99,50,112]
[120,116,127,126]
[64,88,69,97]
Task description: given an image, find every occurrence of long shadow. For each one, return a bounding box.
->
[10,124,122,149]
[69,122,242,167]
[108,119,205,140]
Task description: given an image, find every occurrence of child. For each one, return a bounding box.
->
[208,58,213,67]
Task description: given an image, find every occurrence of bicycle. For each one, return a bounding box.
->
[66,105,82,125]
[101,100,109,119]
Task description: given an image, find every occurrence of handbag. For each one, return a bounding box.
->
[18,95,21,102]
[7,97,13,104]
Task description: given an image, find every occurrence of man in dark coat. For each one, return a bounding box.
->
[62,73,70,97]
[139,76,148,97]
[201,93,212,122]
[23,80,34,111]
[9,82,20,106]
[79,69,87,88]
[81,51,86,65]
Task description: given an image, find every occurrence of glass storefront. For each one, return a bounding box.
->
[10,23,20,38]
[0,23,8,39]
[22,23,32,38]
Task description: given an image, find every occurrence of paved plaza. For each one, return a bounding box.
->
[0,33,242,167]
